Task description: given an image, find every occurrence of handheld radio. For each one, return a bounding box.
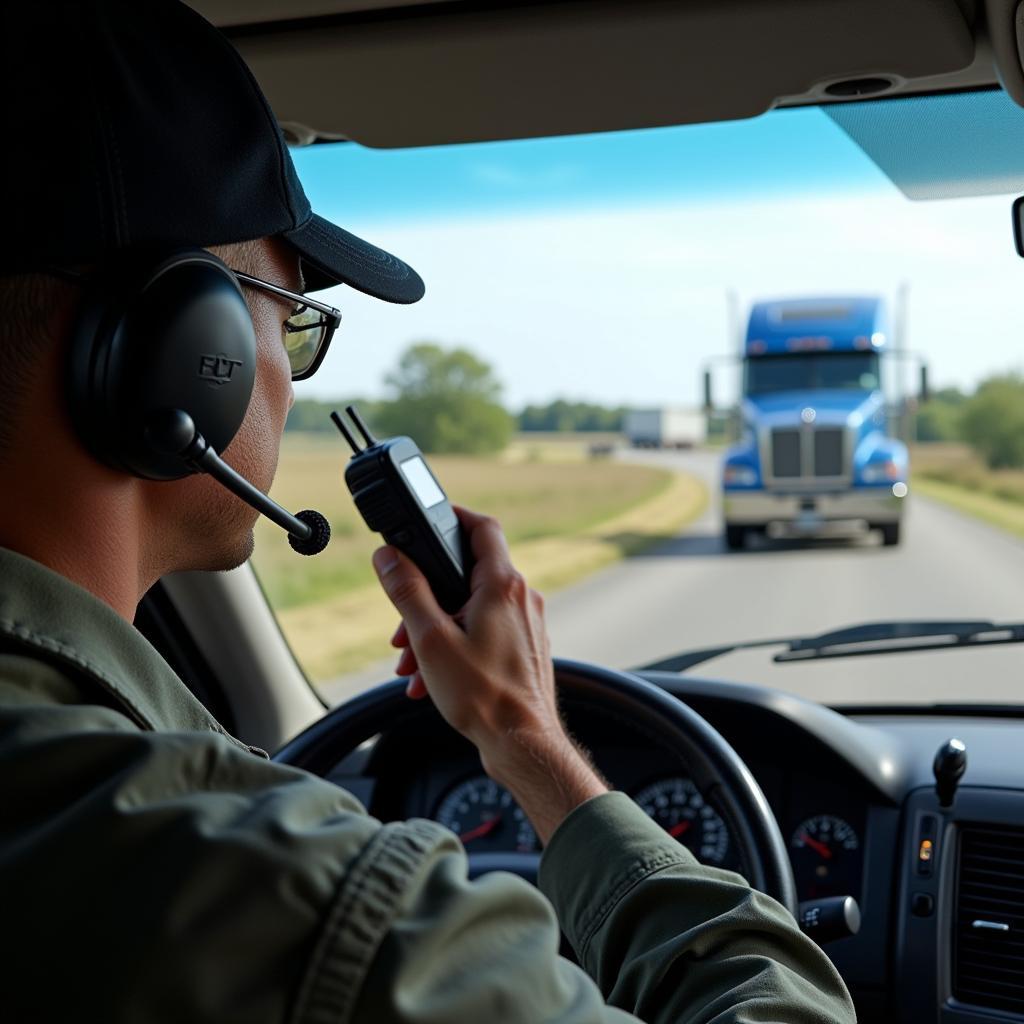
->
[333,406,472,614]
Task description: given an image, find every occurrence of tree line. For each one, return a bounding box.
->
[286,341,629,453]
[289,340,1024,470]
[917,374,1024,469]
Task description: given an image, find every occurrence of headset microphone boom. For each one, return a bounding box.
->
[146,408,330,556]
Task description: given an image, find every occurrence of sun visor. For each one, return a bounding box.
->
[214,0,975,148]
[986,0,1024,109]
[824,89,1024,201]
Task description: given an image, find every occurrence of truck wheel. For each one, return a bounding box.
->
[724,525,747,550]
[880,523,901,546]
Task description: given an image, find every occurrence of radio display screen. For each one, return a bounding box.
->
[400,456,446,509]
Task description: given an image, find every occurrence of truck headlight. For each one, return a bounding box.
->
[723,465,757,486]
[861,460,901,483]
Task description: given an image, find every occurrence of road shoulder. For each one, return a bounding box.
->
[306,468,706,694]
[913,476,1024,540]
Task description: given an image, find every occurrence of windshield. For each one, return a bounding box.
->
[745,353,881,395]
[250,89,1024,708]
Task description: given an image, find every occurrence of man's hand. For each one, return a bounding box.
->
[372,507,607,844]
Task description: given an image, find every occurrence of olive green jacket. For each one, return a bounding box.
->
[0,546,855,1023]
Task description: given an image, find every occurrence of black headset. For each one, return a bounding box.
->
[67,248,256,480]
[65,247,330,554]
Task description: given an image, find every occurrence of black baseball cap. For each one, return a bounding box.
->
[3,0,425,303]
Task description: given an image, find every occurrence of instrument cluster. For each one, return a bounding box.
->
[432,770,865,901]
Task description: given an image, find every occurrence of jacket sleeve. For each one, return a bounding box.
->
[351,796,856,1024]
[538,791,857,1023]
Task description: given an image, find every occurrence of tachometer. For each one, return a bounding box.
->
[436,775,539,853]
[633,777,731,866]
[790,814,860,898]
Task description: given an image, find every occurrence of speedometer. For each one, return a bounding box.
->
[790,814,861,899]
[435,776,539,853]
[633,777,731,866]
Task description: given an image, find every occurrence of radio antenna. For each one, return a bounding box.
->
[330,410,362,454]
[345,404,377,448]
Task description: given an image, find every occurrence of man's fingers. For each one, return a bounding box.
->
[395,645,418,678]
[390,622,409,648]
[453,506,514,585]
[373,546,456,648]
[405,672,429,700]
[452,505,494,531]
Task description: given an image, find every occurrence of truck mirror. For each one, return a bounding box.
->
[919,365,930,404]
[703,370,713,411]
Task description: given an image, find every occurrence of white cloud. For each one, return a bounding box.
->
[468,161,582,190]
[298,190,1024,410]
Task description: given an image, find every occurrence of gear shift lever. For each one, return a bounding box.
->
[933,738,967,808]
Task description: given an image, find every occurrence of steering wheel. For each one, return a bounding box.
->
[275,658,798,916]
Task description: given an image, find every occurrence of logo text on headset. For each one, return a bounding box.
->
[198,354,244,387]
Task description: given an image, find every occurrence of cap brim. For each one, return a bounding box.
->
[283,213,425,304]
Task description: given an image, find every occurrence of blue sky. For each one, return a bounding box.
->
[290,106,1024,409]
[295,107,890,224]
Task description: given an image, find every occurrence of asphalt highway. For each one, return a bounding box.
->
[326,449,1024,707]
[544,449,1024,707]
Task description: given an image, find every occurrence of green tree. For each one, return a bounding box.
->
[285,398,385,434]
[915,386,966,443]
[961,374,1024,468]
[518,399,626,432]
[376,343,513,454]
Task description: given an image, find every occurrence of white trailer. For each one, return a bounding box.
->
[624,407,706,449]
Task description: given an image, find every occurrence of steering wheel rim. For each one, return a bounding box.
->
[275,657,798,916]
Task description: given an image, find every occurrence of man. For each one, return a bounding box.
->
[0,2,856,1021]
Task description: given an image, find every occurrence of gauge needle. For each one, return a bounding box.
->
[799,832,833,860]
[459,816,501,844]
[668,821,692,839]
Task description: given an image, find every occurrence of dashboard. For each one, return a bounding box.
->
[343,728,866,901]
[324,671,1024,1024]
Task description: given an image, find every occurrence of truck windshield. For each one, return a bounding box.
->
[745,353,881,395]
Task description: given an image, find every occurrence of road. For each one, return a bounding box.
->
[326,449,1024,706]
[543,449,1024,705]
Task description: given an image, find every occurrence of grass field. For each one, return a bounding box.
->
[912,443,1024,537]
[251,433,705,682]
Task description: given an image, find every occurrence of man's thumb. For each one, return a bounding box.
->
[372,546,449,641]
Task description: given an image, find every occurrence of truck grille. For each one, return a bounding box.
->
[771,429,802,478]
[767,426,847,481]
[813,428,845,477]
[953,825,1024,1015]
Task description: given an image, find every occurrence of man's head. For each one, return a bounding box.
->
[0,237,299,594]
[0,1,424,613]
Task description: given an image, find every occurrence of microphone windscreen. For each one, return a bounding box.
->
[288,509,331,556]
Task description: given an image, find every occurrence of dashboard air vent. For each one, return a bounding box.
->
[953,825,1024,1015]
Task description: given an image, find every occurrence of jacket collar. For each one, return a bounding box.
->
[0,545,259,754]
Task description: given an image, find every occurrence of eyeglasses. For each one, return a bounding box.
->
[232,270,342,381]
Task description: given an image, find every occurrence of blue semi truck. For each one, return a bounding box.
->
[714,296,920,550]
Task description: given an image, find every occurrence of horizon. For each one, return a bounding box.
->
[290,106,1024,410]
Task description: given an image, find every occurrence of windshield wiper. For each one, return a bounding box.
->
[640,620,1024,672]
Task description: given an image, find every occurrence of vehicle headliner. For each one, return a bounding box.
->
[186,0,1011,149]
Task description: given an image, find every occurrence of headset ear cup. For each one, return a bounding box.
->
[67,250,258,480]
